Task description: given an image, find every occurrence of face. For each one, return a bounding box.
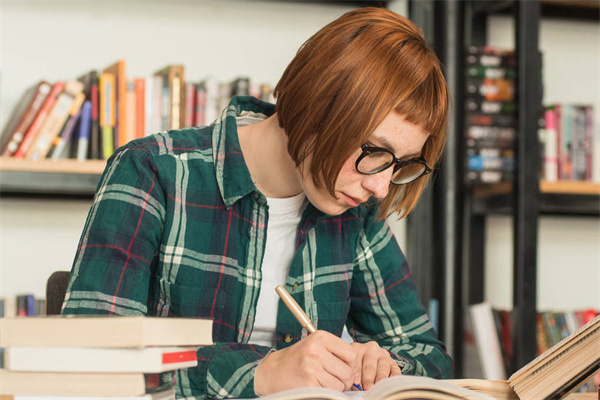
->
[297,111,430,216]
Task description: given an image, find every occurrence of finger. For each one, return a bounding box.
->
[321,351,355,391]
[359,350,380,390]
[374,357,391,383]
[390,360,402,376]
[319,331,357,366]
[315,364,347,392]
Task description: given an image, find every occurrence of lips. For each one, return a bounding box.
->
[342,193,363,207]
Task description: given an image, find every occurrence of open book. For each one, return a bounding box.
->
[262,375,518,400]
[508,314,600,399]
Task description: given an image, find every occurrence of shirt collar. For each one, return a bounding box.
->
[212,95,276,209]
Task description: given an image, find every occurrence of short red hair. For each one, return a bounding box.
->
[274,7,449,219]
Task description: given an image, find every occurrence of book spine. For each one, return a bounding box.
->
[99,73,116,159]
[77,101,93,162]
[48,93,85,160]
[151,74,163,134]
[584,105,593,181]
[14,82,65,158]
[125,79,137,145]
[89,74,101,159]
[25,81,84,160]
[543,108,558,182]
[466,78,514,102]
[1,82,52,157]
[135,78,146,139]
[185,83,195,128]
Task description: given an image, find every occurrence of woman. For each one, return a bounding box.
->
[62,6,452,398]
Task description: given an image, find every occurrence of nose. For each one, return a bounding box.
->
[362,169,392,199]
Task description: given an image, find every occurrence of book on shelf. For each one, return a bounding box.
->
[262,375,516,400]
[13,81,65,159]
[0,315,213,348]
[0,370,174,397]
[103,60,129,148]
[543,104,595,183]
[4,345,198,373]
[508,315,600,400]
[0,81,52,157]
[153,65,185,131]
[24,81,85,161]
[75,100,93,162]
[468,302,507,381]
[47,96,84,160]
[99,71,116,159]
[0,389,175,400]
[464,46,518,186]
[78,70,102,160]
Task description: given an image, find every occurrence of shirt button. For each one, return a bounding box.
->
[292,282,298,291]
[283,333,293,343]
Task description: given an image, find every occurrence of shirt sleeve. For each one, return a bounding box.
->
[61,145,270,399]
[346,205,453,379]
[61,145,166,316]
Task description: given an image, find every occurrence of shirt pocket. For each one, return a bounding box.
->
[157,278,231,341]
[315,300,351,337]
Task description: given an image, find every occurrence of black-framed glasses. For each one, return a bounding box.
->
[355,144,432,185]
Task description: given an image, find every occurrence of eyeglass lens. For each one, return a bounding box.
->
[358,150,426,184]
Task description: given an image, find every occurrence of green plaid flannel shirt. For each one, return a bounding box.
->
[62,96,452,399]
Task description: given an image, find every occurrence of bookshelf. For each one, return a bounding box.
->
[0,158,104,196]
[407,0,600,379]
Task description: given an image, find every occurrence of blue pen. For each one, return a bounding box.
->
[353,383,363,391]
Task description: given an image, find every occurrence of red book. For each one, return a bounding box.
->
[1,81,52,157]
[14,81,65,158]
[5,346,198,373]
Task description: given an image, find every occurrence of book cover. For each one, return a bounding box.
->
[99,72,116,159]
[25,80,84,160]
[75,100,93,162]
[0,370,173,397]
[0,315,213,348]
[509,315,600,400]
[13,82,64,158]
[0,81,51,156]
[0,389,175,400]
[543,108,559,182]
[46,92,85,160]
[5,346,198,373]
[78,70,101,159]
[469,302,507,380]
[103,60,127,148]
[126,78,137,144]
[185,82,195,128]
[153,65,185,131]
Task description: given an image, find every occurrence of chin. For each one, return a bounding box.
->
[312,199,351,216]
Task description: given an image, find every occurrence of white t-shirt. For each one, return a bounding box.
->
[250,193,307,346]
[236,113,307,347]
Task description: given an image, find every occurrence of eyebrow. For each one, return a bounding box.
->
[371,136,421,160]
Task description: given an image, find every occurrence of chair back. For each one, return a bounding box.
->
[45,271,71,315]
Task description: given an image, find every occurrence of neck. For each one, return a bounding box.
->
[237,113,303,198]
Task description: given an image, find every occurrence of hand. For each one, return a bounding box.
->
[351,341,402,391]
[254,330,360,395]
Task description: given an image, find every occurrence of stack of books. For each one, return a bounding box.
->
[542,104,596,182]
[464,45,516,185]
[0,60,275,163]
[0,316,213,399]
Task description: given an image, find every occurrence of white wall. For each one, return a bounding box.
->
[0,0,409,299]
[484,16,600,311]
